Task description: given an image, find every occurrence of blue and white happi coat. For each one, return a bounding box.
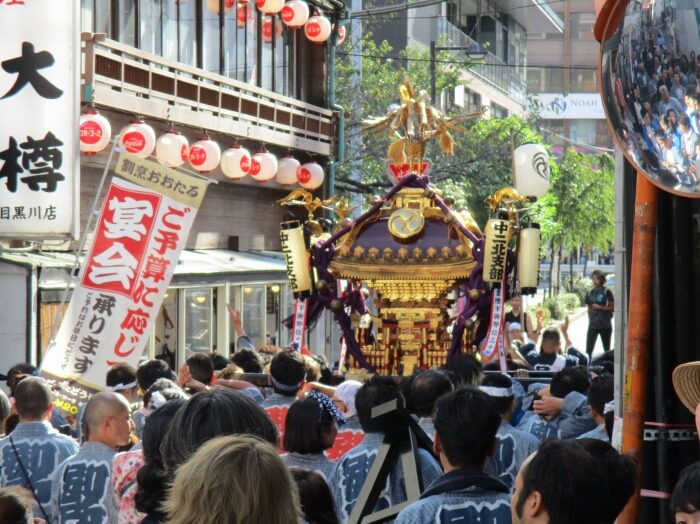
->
[330,432,442,522]
[485,420,540,490]
[0,421,79,515]
[50,441,119,524]
[282,451,337,482]
[394,468,512,524]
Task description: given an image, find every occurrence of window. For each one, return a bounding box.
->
[570,12,596,41]
[230,283,290,349]
[82,0,111,34]
[185,288,215,353]
[569,68,597,92]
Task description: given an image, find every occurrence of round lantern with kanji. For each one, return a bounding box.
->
[79,109,111,155]
[298,161,324,190]
[262,17,283,42]
[189,134,221,173]
[305,13,331,43]
[221,144,252,179]
[119,118,156,158]
[156,130,189,168]
[276,154,300,186]
[336,25,347,45]
[281,0,309,27]
[207,0,236,13]
[256,0,284,14]
[250,147,278,182]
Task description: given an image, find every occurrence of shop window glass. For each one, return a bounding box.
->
[202,4,221,74]
[140,0,163,55]
[118,0,136,47]
[243,286,266,348]
[179,0,196,66]
[154,289,178,366]
[185,288,214,353]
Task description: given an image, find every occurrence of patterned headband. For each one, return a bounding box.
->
[308,390,345,427]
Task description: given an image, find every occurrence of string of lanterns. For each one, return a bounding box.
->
[202,0,341,44]
[78,110,325,190]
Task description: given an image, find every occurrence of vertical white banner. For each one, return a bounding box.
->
[41,154,209,415]
[0,0,79,238]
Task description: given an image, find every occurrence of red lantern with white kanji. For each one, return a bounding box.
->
[120,118,156,158]
[281,0,309,28]
[336,25,346,45]
[262,17,283,42]
[79,109,111,155]
[305,13,331,43]
[189,134,221,173]
[276,154,300,186]
[250,147,278,182]
[298,161,324,190]
[207,0,235,13]
[256,0,284,14]
[221,144,252,179]
[237,4,253,26]
[156,130,189,168]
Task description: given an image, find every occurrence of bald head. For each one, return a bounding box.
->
[14,377,52,421]
[83,391,131,440]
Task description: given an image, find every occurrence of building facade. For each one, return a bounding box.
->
[0,0,344,368]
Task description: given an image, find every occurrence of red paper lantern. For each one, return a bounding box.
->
[119,118,156,158]
[250,147,278,182]
[276,154,300,186]
[156,130,189,168]
[298,161,324,190]
[221,144,252,179]
[237,4,253,26]
[262,17,283,42]
[256,0,284,14]
[281,0,309,28]
[79,109,111,156]
[305,13,331,43]
[207,0,235,13]
[188,134,221,173]
[336,24,346,46]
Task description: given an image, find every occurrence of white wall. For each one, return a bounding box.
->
[0,264,28,372]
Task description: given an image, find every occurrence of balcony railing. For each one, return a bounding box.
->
[81,34,335,156]
[435,18,527,107]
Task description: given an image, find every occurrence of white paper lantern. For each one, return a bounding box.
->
[250,148,278,182]
[305,14,331,43]
[221,144,252,179]
[207,0,235,13]
[189,134,221,173]
[276,154,300,186]
[262,17,283,42]
[256,0,284,14]
[298,161,324,190]
[79,109,111,155]
[119,118,156,158]
[336,25,346,45]
[513,143,550,198]
[281,0,309,27]
[156,130,189,168]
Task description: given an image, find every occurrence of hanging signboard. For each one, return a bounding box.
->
[0,0,80,238]
[41,153,209,415]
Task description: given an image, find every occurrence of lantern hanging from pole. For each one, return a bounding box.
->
[513,143,550,198]
[297,161,324,190]
[257,0,284,14]
[156,130,189,168]
[280,220,313,298]
[221,143,252,179]
[482,215,511,285]
[262,16,283,42]
[189,134,221,173]
[276,154,300,186]
[336,25,347,46]
[237,4,253,26]
[250,146,278,182]
[281,0,309,28]
[518,223,541,296]
[207,0,235,13]
[305,13,331,43]
[119,118,156,158]
[79,109,111,156]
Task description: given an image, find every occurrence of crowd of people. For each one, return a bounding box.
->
[0,300,695,524]
[621,9,700,191]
